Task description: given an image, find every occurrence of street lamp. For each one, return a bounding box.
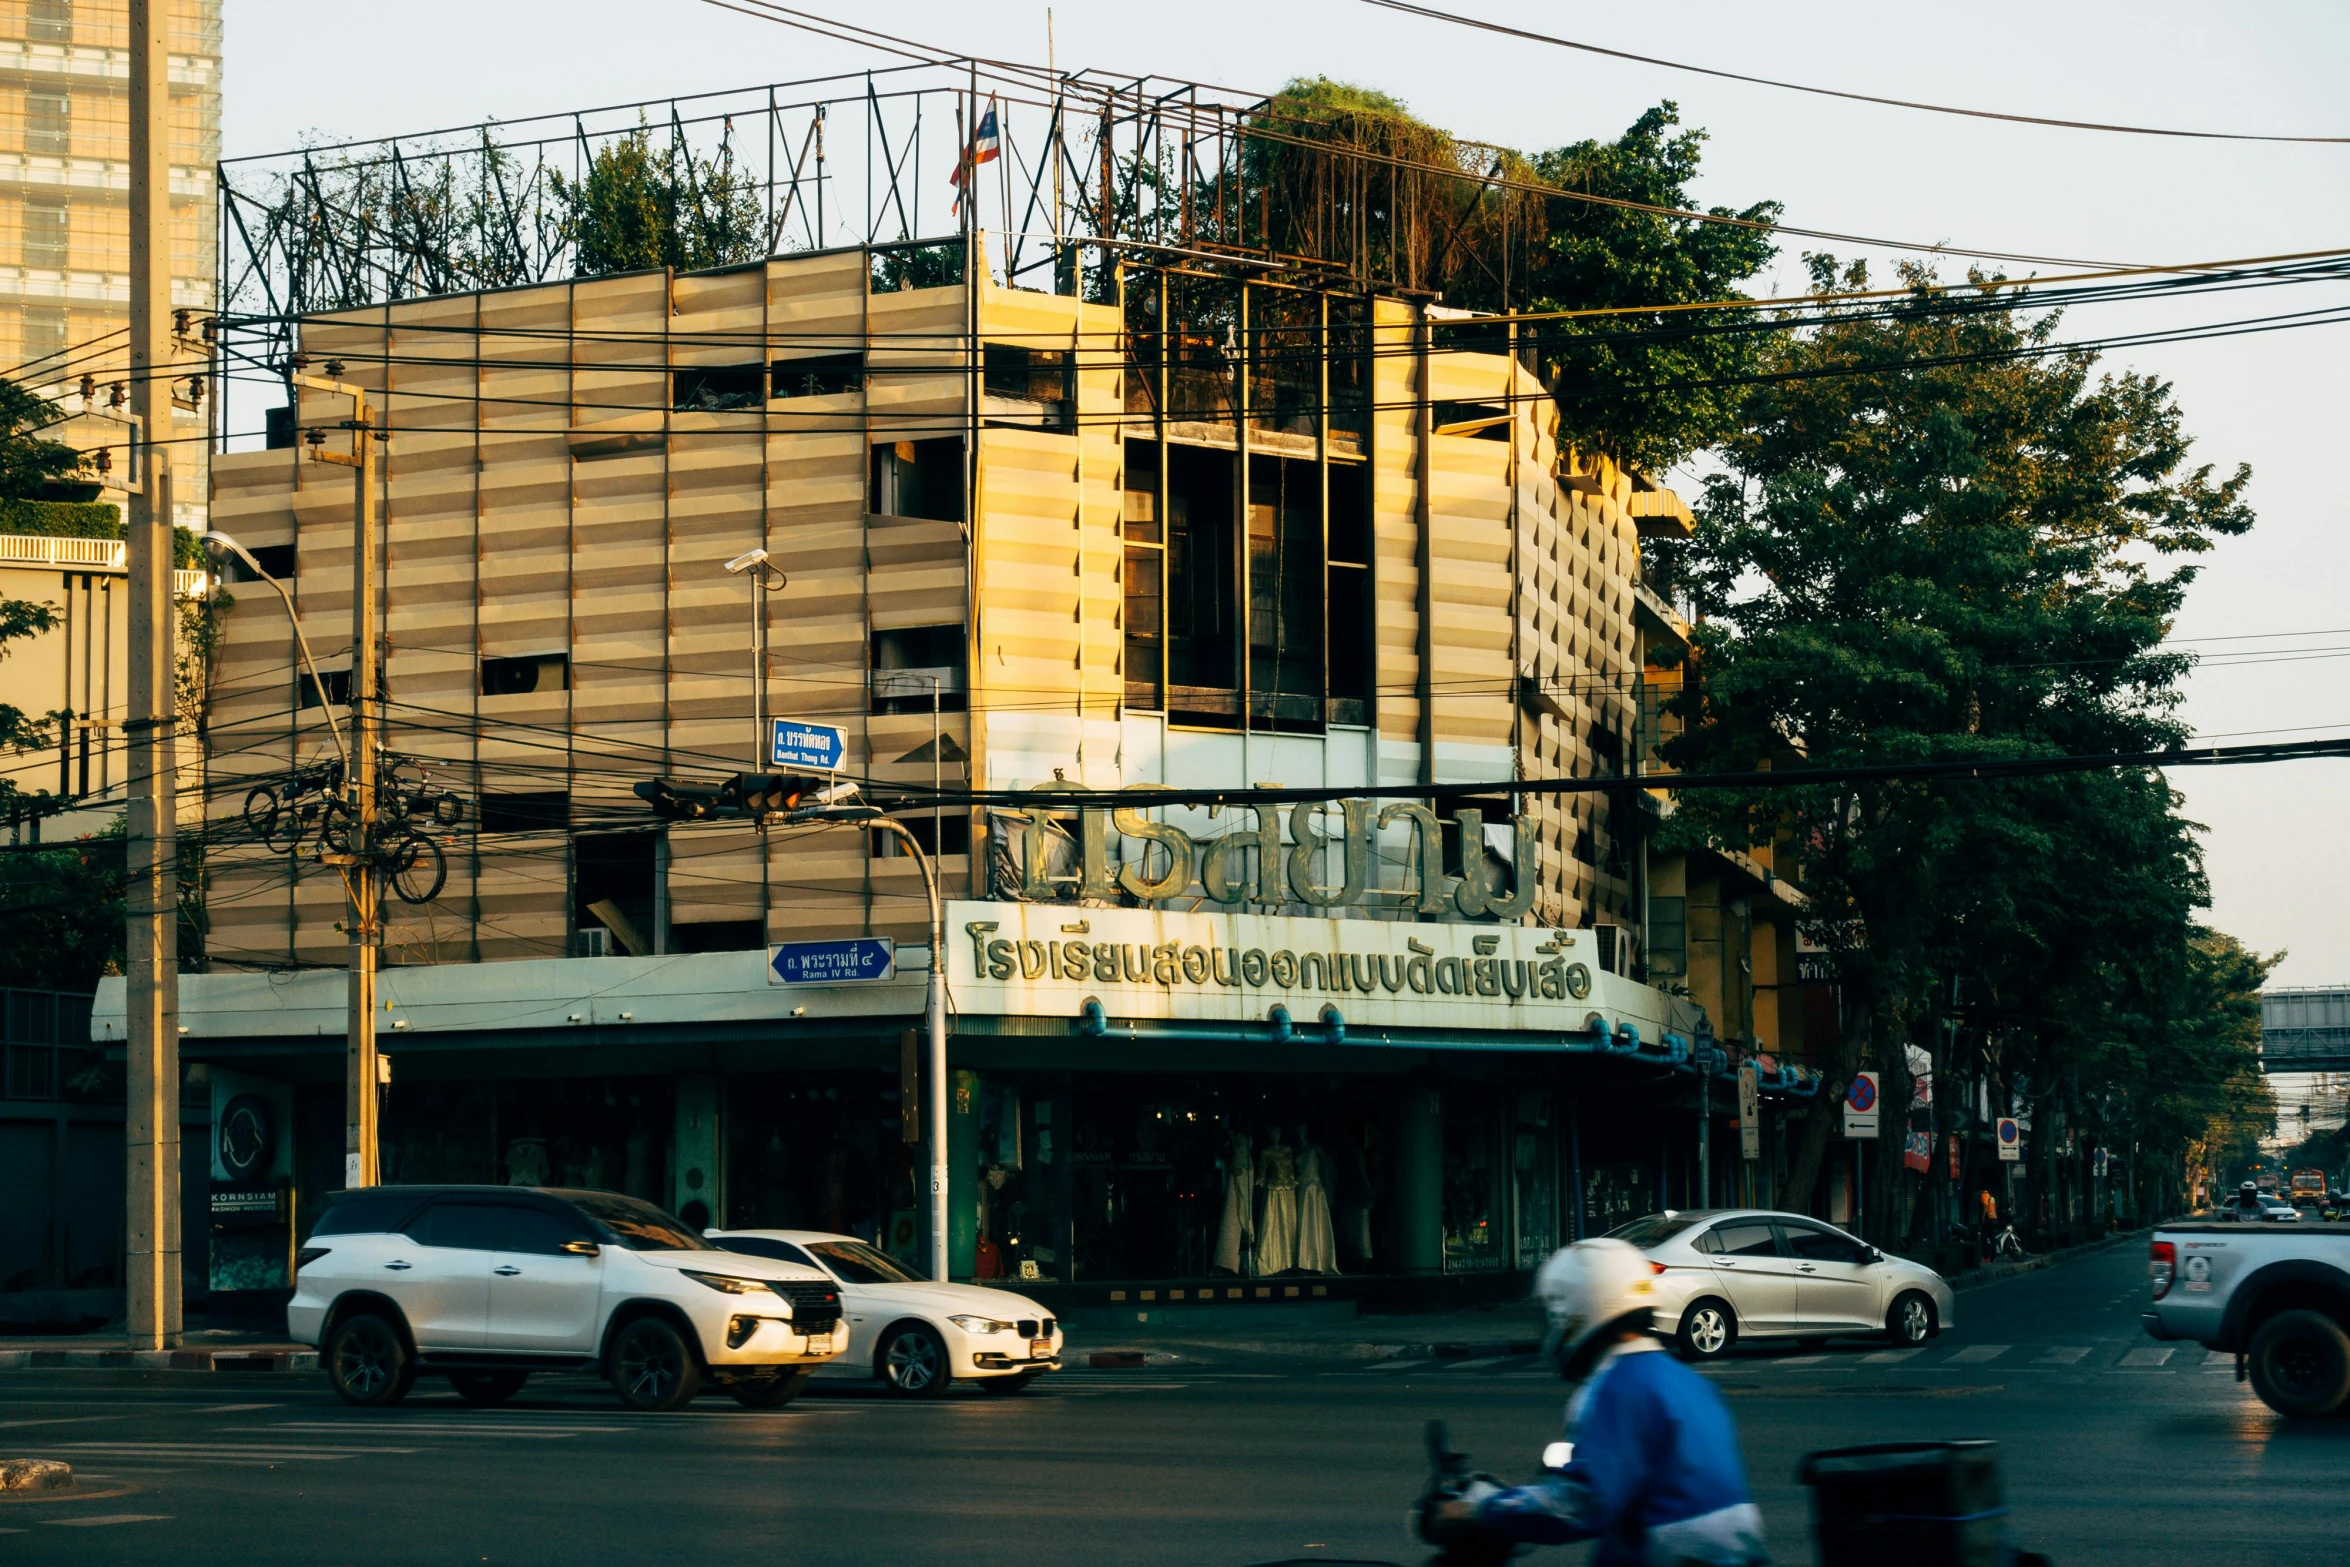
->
[723,548,788,767]
[781,790,951,1285]
[200,530,348,771]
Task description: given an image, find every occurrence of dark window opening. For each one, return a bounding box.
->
[983,343,1074,432]
[296,668,350,710]
[1647,896,1688,977]
[1165,443,1236,726]
[772,352,864,399]
[575,831,656,958]
[264,405,296,450]
[481,652,569,698]
[479,791,570,834]
[1123,439,1163,710]
[1439,796,1513,881]
[871,813,970,859]
[1326,459,1371,726]
[220,542,295,584]
[1433,399,1511,440]
[1246,453,1322,732]
[869,239,964,294]
[670,919,764,954]
[869,438,963,522]
[870,624,968,715]
[674,364,764,412]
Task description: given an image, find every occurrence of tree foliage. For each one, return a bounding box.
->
[1664,259,2258,1229]
[553,127,766,278]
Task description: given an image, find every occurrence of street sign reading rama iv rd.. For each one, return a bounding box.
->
[1000,795,1540,919]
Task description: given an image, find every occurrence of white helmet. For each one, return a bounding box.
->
[1536,1238,1660,1366]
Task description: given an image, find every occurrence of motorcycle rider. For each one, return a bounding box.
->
[1421,1237,1768,1566]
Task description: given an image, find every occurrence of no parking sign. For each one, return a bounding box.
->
[1843,1071,1880,1139]
[1996,1117,2022,1162]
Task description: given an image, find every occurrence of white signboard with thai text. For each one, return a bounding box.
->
[945,901,1678,1039]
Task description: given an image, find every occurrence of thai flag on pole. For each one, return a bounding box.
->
[950,97,1001,213]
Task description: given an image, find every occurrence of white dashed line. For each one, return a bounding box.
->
[1444,1358,1509,1371]
[1775,1356,1829,1368]
[2119,1347,2175,1368]
[1861,1348,1922,1365]
[1944,1345,2008,1364]
[43,1515,173,1528]
[2033,1347,2092,1366]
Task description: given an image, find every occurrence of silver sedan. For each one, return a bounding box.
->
[1608,1209,1957,1360]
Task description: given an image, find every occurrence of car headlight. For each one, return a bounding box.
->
[682,1270,775,1296]
[948,1314,1012,1335]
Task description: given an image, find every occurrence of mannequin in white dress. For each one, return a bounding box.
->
[1294,1124,1338,1274]
[1214,1130,1255,1275]
[1256,1129,1299,1275]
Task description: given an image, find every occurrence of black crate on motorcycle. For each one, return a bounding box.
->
[1798,1440,2005,1567]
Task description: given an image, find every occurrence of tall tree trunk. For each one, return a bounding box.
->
[1784,989,1871,1217]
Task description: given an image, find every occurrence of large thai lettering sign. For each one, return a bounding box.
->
[945,900,1674,1038]
[1000,795,1538,917]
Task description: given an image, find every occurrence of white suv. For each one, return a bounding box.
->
[288,1186,845,1411]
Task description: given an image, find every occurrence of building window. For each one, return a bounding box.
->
[674,364,763,411]
[478,791,570,833]
[1325,460,1370,726]
[27,1,71,42]
[481,652,569,697]
[295,668,351,709]
[983,342,1073,432]
[869,438,963,522]
[574,831,656,957]
[1647,896,1688,977]
[1123,444,1163,710]
[870,624,967,715]
[219,542,295,583]
[670,919,763,954]
[1165,443,1236,725]
[25,91,68,157]
[22,196,67,269]
[1246,453,1322,731]
[772,351,863,399]
[871,813,970,859]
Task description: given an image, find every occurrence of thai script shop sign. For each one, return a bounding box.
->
[945,901,1675,1038]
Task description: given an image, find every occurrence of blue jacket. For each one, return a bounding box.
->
[1472,1340,1767,1566]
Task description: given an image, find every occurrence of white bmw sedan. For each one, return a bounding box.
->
[1607,1209,1956,1360]
[708,1229,1063,1398]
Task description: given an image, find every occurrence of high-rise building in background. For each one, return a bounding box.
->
[0,0,217,525]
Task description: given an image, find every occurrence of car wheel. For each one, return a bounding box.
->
[1888,1291,1937,1346]
[448,1369,527,1406]
[609,1318,704,1412]
[1676,1298,1737,1361]
[325,1313,412,1408]
[2247,1310,2350,1418]
[976,1370,1043,1396]
[879,1323,952,1398]
[726,1369,811,1409]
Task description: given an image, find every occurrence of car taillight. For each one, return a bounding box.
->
[1649,1261,1668,1275]
[296,1246,330,1271]
[2149,1240,2176,1300]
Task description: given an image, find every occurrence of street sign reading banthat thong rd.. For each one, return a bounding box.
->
[769,938,896,985]
[770,718,847,771]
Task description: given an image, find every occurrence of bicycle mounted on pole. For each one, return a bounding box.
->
[241,754,462,905]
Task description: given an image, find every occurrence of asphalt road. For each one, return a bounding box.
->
[0,1242,2339,1566]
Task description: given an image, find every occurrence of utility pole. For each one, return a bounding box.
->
[295,369,379,1187]
[123,0,181,1353]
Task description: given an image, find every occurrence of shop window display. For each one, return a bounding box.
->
[724,1071,914,1262]
[1443,1093,1505,1272]
[379,1077,673,1204]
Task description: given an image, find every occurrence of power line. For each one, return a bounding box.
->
[1361,0,2350,146]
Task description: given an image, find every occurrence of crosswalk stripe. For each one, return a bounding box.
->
[1944,1345,2008,1364]
[1367,1359,1431,1372]
[2203,1350,2236,1368]
[41,1515,172,1528]
[2033,1347,2092,1365]
[1444,1357,1509,1371]
[2119,1347,2175,1367]
[55,1443,416,1458]
[1860,1348,1921,1365]
[1775,1355,1829,1367]
[262,1422,620,1436]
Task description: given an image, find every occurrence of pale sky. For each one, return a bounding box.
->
[219,1,2350,986]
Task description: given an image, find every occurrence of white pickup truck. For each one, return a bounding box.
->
[2141,1221,2350,1416]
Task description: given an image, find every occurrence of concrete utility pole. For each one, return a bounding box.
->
[294,369,380,1188]
[123,0,181,1352]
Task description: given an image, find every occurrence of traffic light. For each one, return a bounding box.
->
[633,778,722,821]
[720,773,816,815]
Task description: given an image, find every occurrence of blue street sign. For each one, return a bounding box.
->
[770,718,847,771]
[769,938,896,986]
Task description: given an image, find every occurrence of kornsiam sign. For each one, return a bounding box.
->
[1000,796,1539,919]
[946,901,1677,1039]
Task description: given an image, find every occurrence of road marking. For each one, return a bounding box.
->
[42,1515,172,1528]
[262,1422,624,1436]
[1368,1359,1431,1372]
[0,1414,126,1431]
[55,1443,416,1458]
[2203,1351,2237,1368]
[1775,1356,1829,1367]
[1944,1345,2008,1364]
[2033,1347,2092,1365]
[2119,1347,2175,1367]
[1444,1358,1509,1371]
[1861,1349,1922,1364]
[197,1403,278,1413]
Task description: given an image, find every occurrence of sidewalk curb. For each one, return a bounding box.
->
[0,1348,316,1373]
[1945,1227,2148,1293]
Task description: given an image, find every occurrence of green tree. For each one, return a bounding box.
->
[1665,259,2255,1228]
[554,127,766,279]
[0,376,91,500]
